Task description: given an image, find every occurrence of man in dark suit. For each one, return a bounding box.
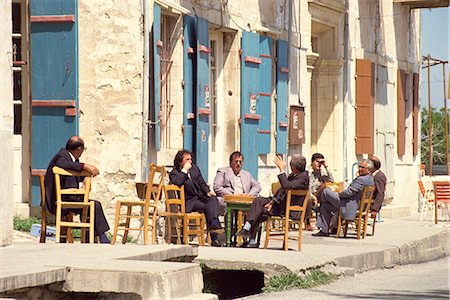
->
[213,151,261,215]
[169,150,222,246]
[238,154,309,247]
[314,159,374,236]
[44,136,110,243]
[369,155,387,217]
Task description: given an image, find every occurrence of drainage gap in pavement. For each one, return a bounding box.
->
[202,267,264,299]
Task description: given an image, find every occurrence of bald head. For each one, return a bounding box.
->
[66,136,85,151]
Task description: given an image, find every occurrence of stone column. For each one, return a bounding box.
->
[0,1,14,246]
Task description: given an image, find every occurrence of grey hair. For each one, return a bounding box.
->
[361,158,374,170]
[290,154,307,172]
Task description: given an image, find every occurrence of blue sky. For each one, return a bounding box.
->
[420,7,449,108]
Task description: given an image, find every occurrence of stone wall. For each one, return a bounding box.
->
[77,0,145,219]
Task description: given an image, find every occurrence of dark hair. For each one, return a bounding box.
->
[66,136,85,151]
[370,157,381,170]
[229,151,244,163]
[311,153,324,163]
[173,149,193,169]
[291,154,307,172]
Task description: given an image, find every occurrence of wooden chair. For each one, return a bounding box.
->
[433,181,450,224]
[53,166,95,243]
[162,185,206,246]
[335,185,375,239]
[37,172,74,243]
[418,180,435,222]
[111,164,166,245]
[264,189,310,251]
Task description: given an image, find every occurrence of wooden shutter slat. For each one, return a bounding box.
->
[355,59,374,154]
[412,73,419,156]
[397,69,406,156]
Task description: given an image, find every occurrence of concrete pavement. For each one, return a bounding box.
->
[0,214,448,299]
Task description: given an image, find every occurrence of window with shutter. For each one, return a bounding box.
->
[397,69,406,156]
[355,59,374,154]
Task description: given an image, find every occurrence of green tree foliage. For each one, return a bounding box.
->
[421,106,449,166]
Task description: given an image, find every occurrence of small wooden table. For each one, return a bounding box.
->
[223,194,255,247]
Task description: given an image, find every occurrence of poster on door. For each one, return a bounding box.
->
[250,93,257,114]
[205,85,210,108]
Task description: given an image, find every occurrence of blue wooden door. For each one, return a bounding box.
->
[195,17,210,176]
[276,39,288,154]
[257,35,273,154]
[240,31,261,179]
[153,4,161,151]
[183,15,196,152]
[30,0,78,207]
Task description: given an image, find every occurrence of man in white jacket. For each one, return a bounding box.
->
[213,151,262,215]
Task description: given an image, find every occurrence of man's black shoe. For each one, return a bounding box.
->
[312,205,320,214]
[247,243,259,248]
[209,224,223,230]
[312,230,329,237]
[211,239,222,247]
[330,228,337,235]
[238,229,251,239]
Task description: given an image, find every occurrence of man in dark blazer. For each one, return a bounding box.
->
[169,150,222,246]
[213,151,261,215]
[44,136,110,243]
[369,155,387,217]
[238,154,309,247]
[314,159,374,236]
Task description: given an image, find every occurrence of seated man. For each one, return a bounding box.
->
[308,153,334,230]
[369,155,387,218]
[169,150,222,247]
[314,159,374,237]
[44,136,110,243]
[213,151,261,215]
[238,154,309,247]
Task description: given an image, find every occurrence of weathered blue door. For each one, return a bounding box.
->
[183,15,196,152]
[240,31,261,179]
[257,35,273,154]
[30,0,78,207]
[276,39,288,154]
[195,17,210,176]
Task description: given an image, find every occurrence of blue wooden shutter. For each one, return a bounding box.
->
[240,31,261,179]
[153,4,161,151]
[257,35,272,154]
[195,17,209,176]
[276,39,288,154]
[183,15,196,151]
[30,0,78,207]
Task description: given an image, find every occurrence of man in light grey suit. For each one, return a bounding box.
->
[213,151,262,215]
[314,159,374,236]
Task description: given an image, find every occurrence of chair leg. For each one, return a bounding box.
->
[343,221,348,238]
[371,215,376,236]
[143,206,150,245]
[89,202,95,243]
[111,202,121,245]
[123,206,132,244]
[298,221,303,251]
[40,214,47,243]
[283,217,289,251]
[335,213,342,239]
[356,218,362,240]
[362,215,369,239]
[151,211,157,244]
[264,217,271,249]
[237,211,243,245]
[55,203,62,244]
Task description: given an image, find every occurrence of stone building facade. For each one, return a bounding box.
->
[3,0,449,245]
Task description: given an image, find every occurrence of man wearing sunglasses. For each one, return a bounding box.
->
[44,136,110,243]
[313,159,374,237]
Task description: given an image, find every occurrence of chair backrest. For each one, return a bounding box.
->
[284,189,310,221]
[433,181,450,203]
[52,166,93,203]
[163,185,186,214]
[144,164,166,206]
[418,180,426,197]
[358,185,376,215]
[325,181,344,193]
[271,182,281,196]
